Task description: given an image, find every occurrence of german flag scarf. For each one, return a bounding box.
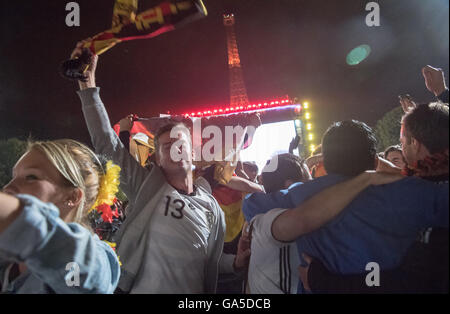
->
[86,0,207,55]
[62,0,207,80]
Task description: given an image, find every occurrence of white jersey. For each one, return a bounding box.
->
[247,208,299,294]
[131,182,219,293]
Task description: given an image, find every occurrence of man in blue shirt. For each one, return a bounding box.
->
[243,120,448,293]
[297,102,449,294]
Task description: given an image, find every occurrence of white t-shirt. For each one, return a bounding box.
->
[247,208,299,294]
[131,182,220,294]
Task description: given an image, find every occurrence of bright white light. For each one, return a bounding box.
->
[240,121,298,172]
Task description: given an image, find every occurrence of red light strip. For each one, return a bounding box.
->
[181,98,295,117]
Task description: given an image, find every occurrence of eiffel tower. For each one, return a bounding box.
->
[223,14,249,108]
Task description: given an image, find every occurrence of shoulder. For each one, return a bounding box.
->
[195,176,213,194]
[253,208,290,225]
[137,164,168,194]
[195,184,223,213]
[373,176,447,194]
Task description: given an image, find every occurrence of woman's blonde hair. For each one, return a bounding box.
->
[27,139,103,226]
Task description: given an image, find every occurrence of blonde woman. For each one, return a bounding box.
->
[0,139,120,293]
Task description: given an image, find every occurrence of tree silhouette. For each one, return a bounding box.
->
[374,106,404,152]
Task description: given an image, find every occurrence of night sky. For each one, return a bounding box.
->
[0,0,448,145]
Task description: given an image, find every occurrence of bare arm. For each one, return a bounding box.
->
[226,176,264,193]
[376,156,402,174]
[272,171,404,242]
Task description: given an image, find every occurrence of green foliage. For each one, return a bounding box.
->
[0,138,28,188]
[374,106,404,152]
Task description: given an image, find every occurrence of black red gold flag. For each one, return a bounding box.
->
[61,0,207,81]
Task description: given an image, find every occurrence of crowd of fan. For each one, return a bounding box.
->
[0,44,448,294]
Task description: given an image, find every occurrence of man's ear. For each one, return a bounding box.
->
[411,137,422,154]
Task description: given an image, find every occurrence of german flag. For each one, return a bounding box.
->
[83,0,207,56]
[212,185,245,243]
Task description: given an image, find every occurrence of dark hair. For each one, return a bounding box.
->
[384,145,402,159]
[262,154,311,193]
[402,102,449,154]
[154,121,191,155]
[322,120,377,176]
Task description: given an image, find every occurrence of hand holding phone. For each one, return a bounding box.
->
[399,94,417,113]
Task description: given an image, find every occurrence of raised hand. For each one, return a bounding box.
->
[422,65,447,97]
[119,114,135,132]
[399,94,417,113]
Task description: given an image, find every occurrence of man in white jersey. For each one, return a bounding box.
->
[244,154,311,294]
[71,43,240,293]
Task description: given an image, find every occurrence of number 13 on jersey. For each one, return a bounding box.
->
[164,196,186,219]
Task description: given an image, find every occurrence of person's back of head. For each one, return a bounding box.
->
[261,153,311,193]
[322,120,377,177]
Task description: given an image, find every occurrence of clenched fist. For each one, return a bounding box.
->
[70,39,98,90]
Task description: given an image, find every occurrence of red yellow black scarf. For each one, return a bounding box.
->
[84,0,207,55]
[402,151,449,179]
[61,0,207,80]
